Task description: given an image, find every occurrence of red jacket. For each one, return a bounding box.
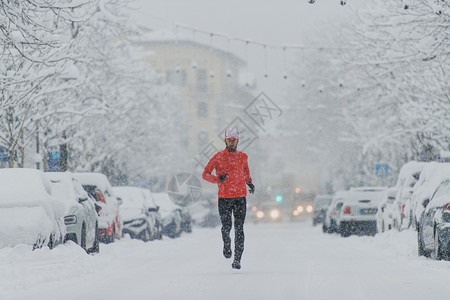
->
[202,149,252,198]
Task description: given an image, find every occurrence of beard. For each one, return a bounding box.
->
[226,144,237,152]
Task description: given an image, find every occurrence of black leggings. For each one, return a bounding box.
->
[218,197,247,262]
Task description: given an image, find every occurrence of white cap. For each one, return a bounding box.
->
[224,128,239,139]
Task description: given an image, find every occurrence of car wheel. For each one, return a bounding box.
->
[81,224,87,251]
[433,228,443,260]
[88,223,100,254]
[417,228,430,258]
[322,223,327,233]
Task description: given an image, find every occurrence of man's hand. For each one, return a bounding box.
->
[218,173,228,183]
[247,182,255,194]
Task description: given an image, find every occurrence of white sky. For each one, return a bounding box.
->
[129,0,363,98]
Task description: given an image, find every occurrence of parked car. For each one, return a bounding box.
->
[46,172,99,253]
[180,207,193,233]
[152,192,182,238]
[113,186,161,241]
[376,187,396,233]
[392,161,426,230]
[141,188,163,240]
[312,194,332,226]
[417,178,450,260]
[322,191,347,234]
[409,162,450,231]
[73,173,122,243]
[190,199,221,228]
[339,187,387,237]
[0,168,65,250]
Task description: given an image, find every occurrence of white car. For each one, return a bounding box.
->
[74,172,122,243]
[0,168,65,250]
[410,162,450,230]
[323,191,347,234]
[152,192,182,238]
[392,161,427,230]
[46,172,99,253]
[339,187,387,237]
[376,187,396,233]
[113,186,161,241]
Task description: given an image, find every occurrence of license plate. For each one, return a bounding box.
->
[360,208,377,215]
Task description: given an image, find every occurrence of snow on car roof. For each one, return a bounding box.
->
[415,163,450,208]
[73,172,113,195]
[151,192,181,215]
[113,186,147,209]
[0,168,52,207]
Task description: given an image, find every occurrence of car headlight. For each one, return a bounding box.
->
[270,209,280,220]
[306,205,313,213]
[64,215,77,225]
[256,211,264,219]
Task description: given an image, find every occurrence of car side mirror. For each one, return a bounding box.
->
[422,198,430,208]
[78,197,88,203]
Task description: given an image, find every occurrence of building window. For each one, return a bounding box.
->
[197,102,208,119]
[196,69,208,93]
[166,69,186,86]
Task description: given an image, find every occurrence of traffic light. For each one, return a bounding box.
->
[275,195,283,203]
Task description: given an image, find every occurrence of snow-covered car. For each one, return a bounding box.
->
[410,162,450,231]
[180,207,193,233]
[46,172,99,253]
[151,192,182,238]
[312,194,332,226]
[190,200,221,228]
[74,172,122,243]
[417,178,450,260]
[113,186,160,241]
[322,191,347,234]
[376,187,396,233]
[339,186,387,237]
[392,161,427,230]
[0,168,65,250]
[141,188,163,240]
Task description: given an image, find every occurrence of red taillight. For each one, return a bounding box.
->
[444,204,450,211]
[343,206,351,214]
[401,204,406,217]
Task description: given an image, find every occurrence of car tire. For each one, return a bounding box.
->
[433,228,443,260]
[417,227,430,258]
[81,224,87,251]
[88,223,100,254]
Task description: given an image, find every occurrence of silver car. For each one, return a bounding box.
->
[339,187,387,237]
[46,172,99,253]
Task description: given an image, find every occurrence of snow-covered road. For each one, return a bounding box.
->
[2,221,450,300]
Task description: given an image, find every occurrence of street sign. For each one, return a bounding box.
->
[375,164,389,178]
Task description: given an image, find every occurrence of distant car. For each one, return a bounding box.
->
[74,173,122,243]
[417,178,450,260]
[339,187,387,237]
[252,204,282,223]
[152,192,182,238]
[46,172,99,253]
[0,168,65,250]
[113,186,161,241]
[392,161,426,230]
[376,187,396,233]
[312,194,332,226]
[323,191,347,234]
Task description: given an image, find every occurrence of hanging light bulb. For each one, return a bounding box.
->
[226,68,232,78]
[191,59,198,69]
[282,47,288,80]
[263,45,269,78]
